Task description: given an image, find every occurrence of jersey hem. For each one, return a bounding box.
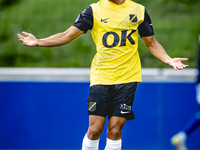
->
[90,80,142,86]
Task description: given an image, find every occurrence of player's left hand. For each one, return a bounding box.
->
[168,58,189,70]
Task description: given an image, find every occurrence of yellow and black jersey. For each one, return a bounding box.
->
[73,0,154,86]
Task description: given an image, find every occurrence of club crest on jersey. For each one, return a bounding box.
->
[89,102,96,112]
[129,14,138,23]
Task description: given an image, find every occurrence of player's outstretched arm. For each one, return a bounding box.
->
[17,26,84,47]
[142,35,189,70]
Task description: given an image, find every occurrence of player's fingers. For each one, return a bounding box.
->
[180,62,189,68]
[178,64,189,70]
[180,58,189,61]
[22,31,30,36]
[178,66,184,70]
[23,41,27,45]
[17,34,23,38]
[173,66,178,70]
[17,34,25,40]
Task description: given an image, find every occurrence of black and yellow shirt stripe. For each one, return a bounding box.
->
[73,0,154,86]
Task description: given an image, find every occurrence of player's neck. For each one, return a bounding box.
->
[108,0,125,5]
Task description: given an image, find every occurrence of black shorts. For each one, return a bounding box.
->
[87,82,138,120]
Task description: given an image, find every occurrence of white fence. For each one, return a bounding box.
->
[0,68,197,82]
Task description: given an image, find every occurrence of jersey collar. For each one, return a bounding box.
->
[105,0,130,7]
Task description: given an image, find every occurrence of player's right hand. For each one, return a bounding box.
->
[17,32,38,47]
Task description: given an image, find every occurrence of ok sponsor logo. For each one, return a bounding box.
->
[102,30,136,48]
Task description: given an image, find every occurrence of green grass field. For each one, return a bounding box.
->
[0,0,200,68]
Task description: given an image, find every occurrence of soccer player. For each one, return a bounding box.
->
[171,111,200,150]
[171,36,200,150]
[17,0,189,149]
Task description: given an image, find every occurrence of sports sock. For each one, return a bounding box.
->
[104,138,122,150]
[82,134,99,150]
[182,112,200,135]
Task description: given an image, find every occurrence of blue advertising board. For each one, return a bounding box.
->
[0,81,199,149]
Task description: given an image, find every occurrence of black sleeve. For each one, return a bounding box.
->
[73,6,93,33]
[138,9,154,37]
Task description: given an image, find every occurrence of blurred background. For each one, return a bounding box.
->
[0,0,200,68]
[0,0,200,150]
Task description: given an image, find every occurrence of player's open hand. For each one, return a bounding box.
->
[168,58,189,70]
[17,32,38,47]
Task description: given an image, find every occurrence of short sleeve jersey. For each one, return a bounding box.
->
[73,0,154,86]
